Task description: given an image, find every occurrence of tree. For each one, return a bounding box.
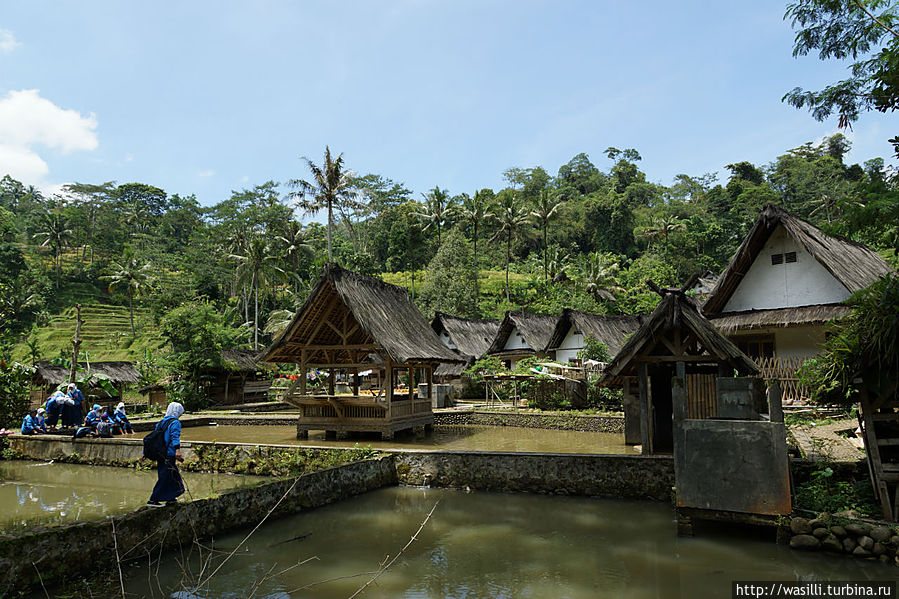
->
[32,209,72,289]
[578,253,624,302]
[489,192,530,302]
[416,186,455,246]
[458,189,494,267]
[277,221,315,288]
[639,215,687,251]
[230,237,285,350]
[419,228,479,318]
[102,252,155,335]
[286,146,356,262]
[530,188,565,280]
[784,0,899,156]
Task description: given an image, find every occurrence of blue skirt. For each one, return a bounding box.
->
[61,403,82,427]
[149,457,185,502]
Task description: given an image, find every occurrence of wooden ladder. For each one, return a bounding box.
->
[859,396,899,521]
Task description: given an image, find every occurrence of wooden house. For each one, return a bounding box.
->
[30,361,141,407]
[547,309,642,365]
[486,311,560,369]
[260,264,463,439]
[430,312,500,381]
[702,205,893,399]
[202,349,274,405]
[603,284,760,454]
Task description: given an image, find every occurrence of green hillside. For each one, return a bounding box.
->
[12,302,167,363]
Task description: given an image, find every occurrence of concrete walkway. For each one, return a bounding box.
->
[789,418,864,462]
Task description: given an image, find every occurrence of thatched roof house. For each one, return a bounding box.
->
[604,286,759,454]
[260,264,461,439]
[202,349,274,405]
[547,309,642,364]
[703,205,893,356]
[486,311,561,368]
[431,312,500,378]
[33,361,141,387]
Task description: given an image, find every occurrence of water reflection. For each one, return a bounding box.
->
[114,487,895,599]
[181,424,633,455]
[0,461,263,530]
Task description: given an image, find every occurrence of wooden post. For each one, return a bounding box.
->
[408,366,415,402]
[672,361,686,422]
[300,350,307,396]
[426,365,433,403]
[328,369,335,396]
[353,368,360,397]
[69,304,83,384]
[638,361,651,454]
[385,360,393,418]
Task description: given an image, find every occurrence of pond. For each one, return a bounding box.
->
[0,461,264,531]
[109,486,895,599]
[180,424,632,454]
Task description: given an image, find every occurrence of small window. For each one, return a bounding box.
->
[784,251,797,263]
[771,253,783,265]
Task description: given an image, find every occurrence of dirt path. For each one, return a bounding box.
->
[789,418,864,462]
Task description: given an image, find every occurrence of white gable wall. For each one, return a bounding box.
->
[554,329,585,364]
[723,226,850,312]
[728,325,828,360]
[503,326,531,351]
[438,330,456,350]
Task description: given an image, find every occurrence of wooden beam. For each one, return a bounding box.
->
[304,363,377,369]
[636,355,720,363]
[638,362,651,455]
[306,294,341,343]
[284,342,377,351]
[325,319,344,339]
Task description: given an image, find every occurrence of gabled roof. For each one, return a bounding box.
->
[33,361,141,386]
[605,290,759,379]
[260,264,462,365]
[486,311,560,355]
[709,304,851,332]
[703,204,893,315]
[547,309,642,357]
[430,312,500,360]
[219,349,271,373]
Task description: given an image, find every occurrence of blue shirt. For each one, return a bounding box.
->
[84,411,100,428]
[21,415,36,434]
[34,415,47,432]
[113,410,130,425]
[68,389,85,405]
[156,416,182,457]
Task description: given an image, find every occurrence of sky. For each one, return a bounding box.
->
[0,1,896,206]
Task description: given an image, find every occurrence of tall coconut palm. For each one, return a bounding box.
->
[529,189,565,280]
[32,211,73,289]
[230,237,285,350]
[640,215,687,251]
[102,254,155,335]
[277,221,315,289]
[285,146,356,262]
[458,190,493,267]
[416,186,455,246]
[490,192,530,302]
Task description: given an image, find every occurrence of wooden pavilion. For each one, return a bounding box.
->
[260,264,463,439]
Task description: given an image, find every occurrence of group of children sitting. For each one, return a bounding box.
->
[20,395,135,438]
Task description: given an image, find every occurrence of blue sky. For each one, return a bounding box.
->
[1,1,895,205]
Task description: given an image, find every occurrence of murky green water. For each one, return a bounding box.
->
[112,487,895,599]
[180,424,633,454]
[0,461,264,530]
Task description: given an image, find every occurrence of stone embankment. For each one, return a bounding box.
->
[434,410,624,433]
[786,514,899,566]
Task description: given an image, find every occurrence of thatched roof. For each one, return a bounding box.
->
[219,349,269,372]
[486,311,561,356]
[604,289,759,379]
[431,312,500,360]
[33,361,141,386]
[260,264,462,365]
[704,204,893,315]
[710,304,851,332]
[547,309,642,357]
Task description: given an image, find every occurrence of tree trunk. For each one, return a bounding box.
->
[505,233,511,302]
[543,225,548,280]
[327,199,333,262]
[473,221,478,269]
[254,279,259,351]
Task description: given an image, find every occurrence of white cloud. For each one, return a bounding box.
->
[0,30,21,53]
[197,169,215,178]
[0,89,98,185]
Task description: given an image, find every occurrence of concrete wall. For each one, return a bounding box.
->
[554,329,585,364]
[723,225,850,312]
[0,456,398,595]
[394,451,674,500]
[434,410,624,433]
[503,326,531,350]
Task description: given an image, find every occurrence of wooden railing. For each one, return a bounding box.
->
[754,356,809,404]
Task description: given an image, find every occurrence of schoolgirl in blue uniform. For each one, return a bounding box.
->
[45,391,65,427]
[113,402,134,434]
[34,408,47,433]
[147,402,186,507]
[62,383,85,427]
[84,404,102,430]
[20,410,39,435]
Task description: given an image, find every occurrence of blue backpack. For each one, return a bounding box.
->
[142,419,175,461]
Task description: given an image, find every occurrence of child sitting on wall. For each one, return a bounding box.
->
[113,402,134,434]
[20,410,39,435]
[34,408,48,433]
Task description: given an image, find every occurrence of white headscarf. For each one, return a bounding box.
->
[164,402,185,419]
[115,402,126,414]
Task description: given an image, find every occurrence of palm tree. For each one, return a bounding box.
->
[230,237,285,350]
[639,215,687,250]
[32,210,73,289]
[102,254,155,335]
[580,253,624,302]
[458,190,493,267]
[547,247,571,282]
[277,221,315,289]
[285,146,356,262]
[489,192,530,302]
[416,186,455,246]
[529,189,565,280]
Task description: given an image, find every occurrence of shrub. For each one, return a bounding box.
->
[0,360,32,429]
